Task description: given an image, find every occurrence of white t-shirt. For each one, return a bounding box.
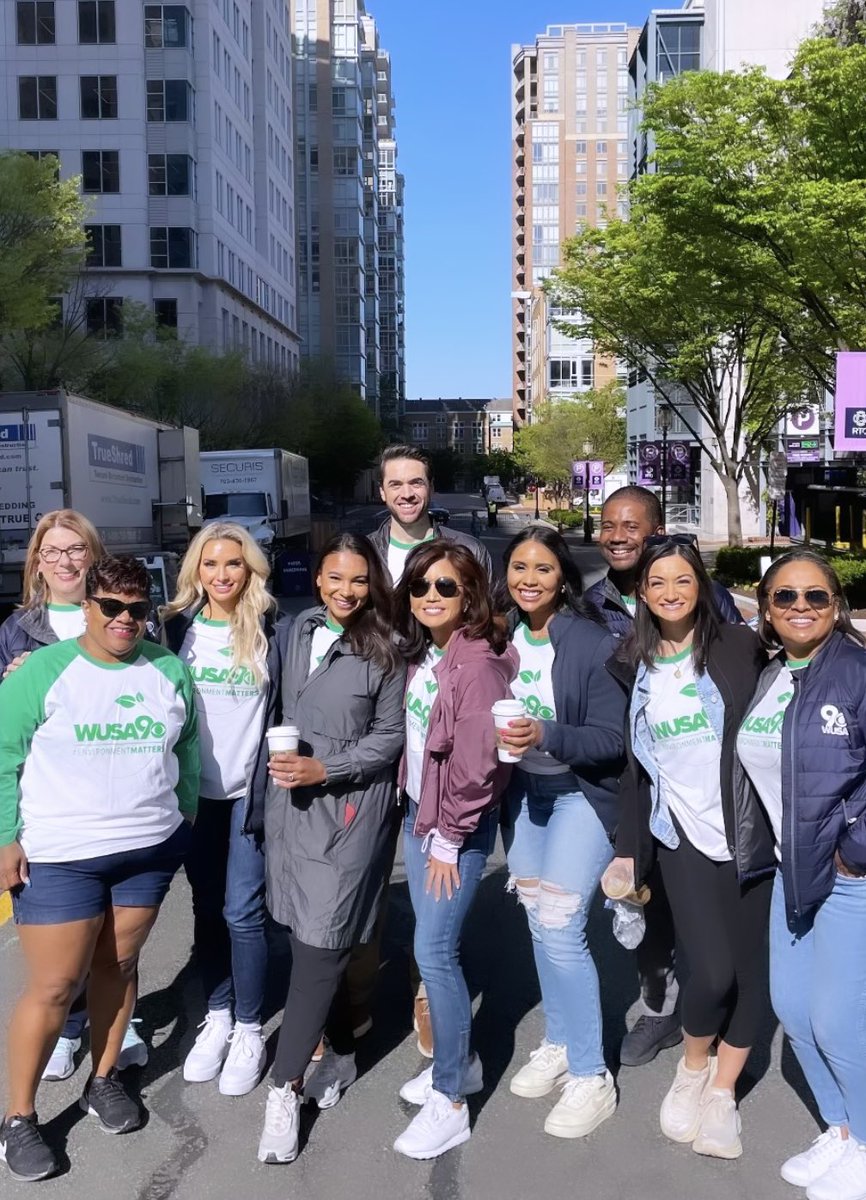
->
[309,619,343,676]
[404,646,443,801]
[509,623,569,775]
[737,662,803,860]
[46,603,86,641]
[179,615,268,800]
[386,529,435,585]
[646,651,730,861]
[620,594,637,616]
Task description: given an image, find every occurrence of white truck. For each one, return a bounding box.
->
[0,389,201,607]
[199,448,310,555]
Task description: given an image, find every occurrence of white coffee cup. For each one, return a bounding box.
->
[266,725,300,755]
[491,699,527,763]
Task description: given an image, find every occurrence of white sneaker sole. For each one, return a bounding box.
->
[257,1145,298,1165]
[394,1126,471,1159]
[510,1069,568,1099]
[184,1054,229,1084]
[544,1091,617,1139]
[693,1132,743,1160]
[0,1141,56,1183]
[219,1066,265,1097]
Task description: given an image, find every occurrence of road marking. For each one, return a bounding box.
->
[0,893,11,925]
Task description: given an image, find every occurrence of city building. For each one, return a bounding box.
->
[1,0,300,367]
[293,0,405,422]
[403,397,514,463]
[626,0,827,537]
[511,22,639,428]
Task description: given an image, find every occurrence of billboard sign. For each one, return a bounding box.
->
[834,351,866,452]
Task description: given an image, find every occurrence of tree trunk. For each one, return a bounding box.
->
[722,470,744,547]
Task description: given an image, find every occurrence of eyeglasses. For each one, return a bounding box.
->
[408,577,463,599]
[770,587,834,610]
[644,534,698,548]
[40,543,89,564]
[89,597,150,621]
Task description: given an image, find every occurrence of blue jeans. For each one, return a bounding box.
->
[770,871,866,1142]
[184,796,267,1025]
[403,802,497,1102]
[502,770,613,1077]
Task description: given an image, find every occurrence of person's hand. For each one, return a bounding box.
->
[835,848,866,879]
[601,856,637,899]
[268,752,327,789]
[425,855,461,901]
[2,652,31,680]
[0,841,29,895]
[498,716,544,756]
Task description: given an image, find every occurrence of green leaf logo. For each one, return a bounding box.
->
[534,670,542,682]
[425,680,437,694]
[218,647,233,658]
[116,694,137,709]
[777,691,793,704]
[519,670,535,684]
[679,683,698,698]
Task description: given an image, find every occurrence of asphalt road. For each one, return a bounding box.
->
[0,495,819,1199]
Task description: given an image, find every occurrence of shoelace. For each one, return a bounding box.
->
[560,1075,599,1102]
[4,1114,45,1151]
[89,1071,129,1105]
[265,1086,297,1133]
[226,1028,261,1061]
[530,1043,565,1068]
[195,1015,231,1045]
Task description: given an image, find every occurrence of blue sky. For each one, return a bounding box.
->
[368,0,652,399]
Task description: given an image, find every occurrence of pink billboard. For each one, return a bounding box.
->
[834,351,866,452]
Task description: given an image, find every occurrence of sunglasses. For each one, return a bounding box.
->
[408,577,463,599]
[770,587,834,611]
[89,597,150,621]
[644,534,698,548]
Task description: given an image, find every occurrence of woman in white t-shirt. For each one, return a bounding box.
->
[161,523,284,1100]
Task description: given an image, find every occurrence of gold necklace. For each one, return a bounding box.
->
[660,641,691,679]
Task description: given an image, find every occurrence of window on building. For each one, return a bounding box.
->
[80,75,117,118]
[25,149,59,172]
[150,226,195,268]
[148,153,192,195]
[84,223,121,267]
[78,1,115,43]
[146,80,191,121]
[153,299,178,330]
[144,5,189,47]
[17,2,55,44]
[81,150,120,193]
[18,76,57,119]
[657,21,701,81]
[86,296,123,337]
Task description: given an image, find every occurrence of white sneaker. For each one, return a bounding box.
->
[219,1023,266,1096]
[393,1090,470,1159]
[42,1037,81,1082]
[509,1041,569,1098]
[782,1127,848,1187]
[806,1138,866,1200]
[257,1084,300,1164]
[117,1020,148,1071]
[399,1055,484,1106]
[544,1071,617,1139]
[692,1087,742,1159]
[660,1055,718,1143]
[183,1011,233,1083]
[305,1048,357,1110]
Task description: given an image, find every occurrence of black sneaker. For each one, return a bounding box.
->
[0,1112,58,1182]
[79,1070,142,1134]
[620,1013,683,1067]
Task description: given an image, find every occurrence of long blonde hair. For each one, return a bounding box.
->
[162,523,276,683]
[21,510,105,609]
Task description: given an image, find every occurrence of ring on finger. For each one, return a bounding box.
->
[288,773,295,783]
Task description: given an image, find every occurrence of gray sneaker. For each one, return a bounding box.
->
[620,1014,682,1067]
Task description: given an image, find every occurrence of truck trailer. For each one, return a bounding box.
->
[199,448,311,555]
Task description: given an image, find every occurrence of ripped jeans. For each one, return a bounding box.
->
[502,769,613,1077]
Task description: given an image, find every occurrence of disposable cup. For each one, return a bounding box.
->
[266,725,300,755]
[491,699,526,763]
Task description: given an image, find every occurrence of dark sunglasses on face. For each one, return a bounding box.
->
[770,587,834,610]
[408,576,463,599]
[89,597,150,621]
[644,533,698,548]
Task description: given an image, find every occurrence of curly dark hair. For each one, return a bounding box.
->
[314,532,399,673]
[394,541,506,662]
[86,556,150,600]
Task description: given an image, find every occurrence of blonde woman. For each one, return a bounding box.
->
[161,524,288,1098]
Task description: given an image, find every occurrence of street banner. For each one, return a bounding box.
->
[571,460,587,489]
[637,442,661,486]
[666,441,692,483]
[588,460,605,489]
[786,404,822,463]
[834,351,866,452]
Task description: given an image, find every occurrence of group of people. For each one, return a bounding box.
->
[0,446,862,1200]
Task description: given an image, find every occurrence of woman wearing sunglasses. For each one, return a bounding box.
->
[257,533,405,1166]
[737,551,866,1199]
[0,557,198,1183]
[606,539,774,1161]
[390,542,516,1160]
[496,528,626,1139]
[161,524,285,1099]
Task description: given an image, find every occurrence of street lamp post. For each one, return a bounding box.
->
[657,403,673,527]
[582,442,593,545]
[534,476,540,521]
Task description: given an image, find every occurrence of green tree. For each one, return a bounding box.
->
[0,153,87,339]
[821,0,866,45]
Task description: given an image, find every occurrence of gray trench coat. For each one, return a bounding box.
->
[264,606,406,949]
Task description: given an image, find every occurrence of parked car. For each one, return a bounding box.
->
[429,505,450,525]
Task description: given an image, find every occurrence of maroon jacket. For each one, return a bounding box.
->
[398,630,518,846]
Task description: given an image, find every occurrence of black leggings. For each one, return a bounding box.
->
[656,831,772,1049]
[272,936,353,1086]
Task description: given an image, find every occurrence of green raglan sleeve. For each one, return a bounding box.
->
[0,645,68,846]
[173,664,200,819]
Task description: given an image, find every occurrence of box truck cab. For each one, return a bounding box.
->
[199,449,311,555]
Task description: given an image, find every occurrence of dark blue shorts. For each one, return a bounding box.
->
[12,821,192,926]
